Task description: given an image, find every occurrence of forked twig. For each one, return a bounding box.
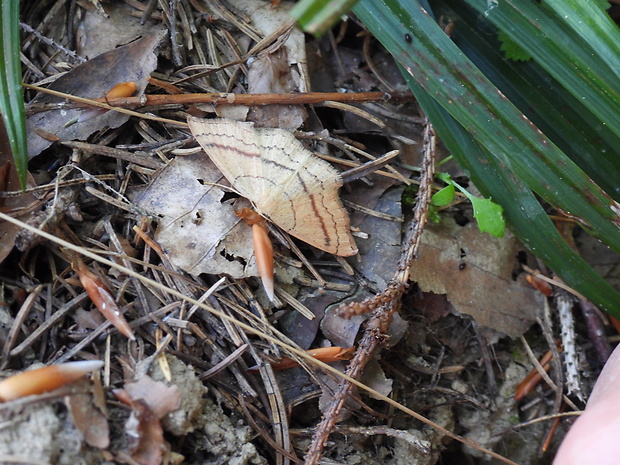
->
[303,121,518,465]
[303,117,436,464]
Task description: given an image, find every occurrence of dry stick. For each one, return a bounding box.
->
[0,210,515,464]
[104,91,413,107]
[305,121,437,464]
[19,22,86,63]
[305,122,516,465]
[0,175,117,198]
[24,81,412,111]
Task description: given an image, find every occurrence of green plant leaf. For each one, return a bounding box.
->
[408,68,620,315]
[429,0,620,198]
[462,0,620,143]
[467,196,505,238]
[354,0,620,257]
[0,1,27,189]
[430,184,455,207]
[435,173,505,237]
[497,30,531,62]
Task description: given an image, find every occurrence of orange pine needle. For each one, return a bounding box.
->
[235,207,275,301]
[514,349,554,401]
[526,273,554,296]
[104,81,138,100]
[0,360,103,402]
[73,259,135,340]
[79,81,138,122]
[269,347,356,371]
[542,411,562,452]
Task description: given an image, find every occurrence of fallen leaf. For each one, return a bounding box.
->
[124,375,182,420]
[134,153,259,279]
[114,374,179,465]
[220,0,308,127]
[67,389,110,449]
[76,2,166,59]
[124,398,165,465]
[247,47,307,129]
[27,32,165,158]
[233,0,308,89]
[410,217,542,337]
[134,355,207,436]
[74,308,106,332]
[283,290,357,350]
[350,186,403,289]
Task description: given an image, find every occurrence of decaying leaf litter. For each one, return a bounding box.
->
[1,1,618,464]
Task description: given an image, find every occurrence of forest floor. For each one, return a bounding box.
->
[1,1,617,464]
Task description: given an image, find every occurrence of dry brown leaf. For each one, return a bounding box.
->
[67,389,110,449]
[410,218,542,337]
[124,375,182,420]
[76,2,166,59]
[228,0,308,127]
[124,398,165,465]
[27,32,165,158]
[247,48,307,128]
[115,373,180,465]
[73,308,106,332]
[233,0,308,88]
[0,119,39,264]
[134,153,259,279]
[134,355,207,436]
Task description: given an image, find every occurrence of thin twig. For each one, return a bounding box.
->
[304,120,436,464]
[19,22,86,63]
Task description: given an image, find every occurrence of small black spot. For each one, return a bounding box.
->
[404,33,412,43]
[458,262,467,270]
[220,191,240,203]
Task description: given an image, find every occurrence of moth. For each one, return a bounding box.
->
[187,117,358,257]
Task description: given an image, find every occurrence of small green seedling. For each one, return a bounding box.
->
[498,30,532,62]
[432,173,505,238]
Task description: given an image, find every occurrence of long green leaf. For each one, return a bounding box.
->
[352,0,620,251]
[462,0,620,141]
[352,0,620,313]
[402,65,620,317]
[0,1,27,189]
[291,0,361,37]
[430,0,620,198]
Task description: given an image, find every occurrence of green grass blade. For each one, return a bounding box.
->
[462,0,620,141]
[430,0,620,199]
[352,0,620,312]
[352,0,620,253]
[291,0,361,37]
[403,67,620,316]
[0,1,27,189]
